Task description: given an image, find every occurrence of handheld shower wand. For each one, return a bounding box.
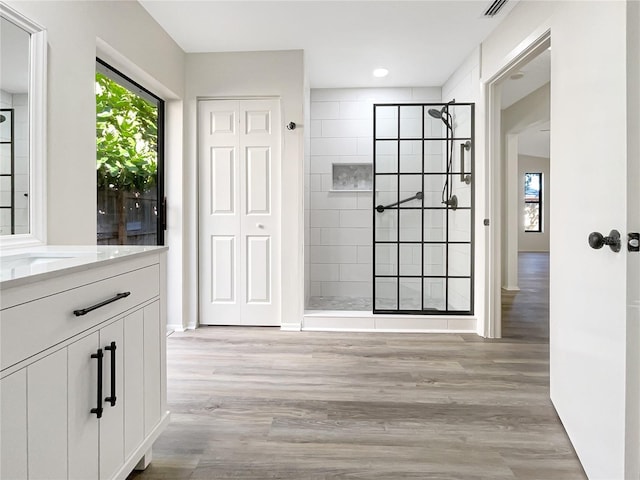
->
[428,106,457,210]
[427,107,451,130]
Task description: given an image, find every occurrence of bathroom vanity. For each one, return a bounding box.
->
[0,246,169,480]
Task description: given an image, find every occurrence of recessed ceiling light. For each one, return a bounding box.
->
[373,68,389,78]
[510,71,525,80]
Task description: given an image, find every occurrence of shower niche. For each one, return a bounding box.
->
[373,103,474,314]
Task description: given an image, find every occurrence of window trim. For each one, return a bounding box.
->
[96,58,165,245]
[524,172,542,233]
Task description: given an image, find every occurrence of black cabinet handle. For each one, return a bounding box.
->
[104,342,117,407]
[73,292,131,317]
[90,349,104,419]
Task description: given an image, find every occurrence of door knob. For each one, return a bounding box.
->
[588,229,621,252]
[256,223,264,229]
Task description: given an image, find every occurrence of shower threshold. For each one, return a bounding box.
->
[303,304,477,333]
[306,296,458,313]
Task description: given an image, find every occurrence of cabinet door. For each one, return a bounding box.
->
[0,370,27,479]
[68,332,100,480]
[124,309,144,459]
[99,320,124,480]
[27,349,68,480]
[144,301,162,434]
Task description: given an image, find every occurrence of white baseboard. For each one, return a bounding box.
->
[502,286,521,292]
[167,323,186,332]
[280,322,302,332]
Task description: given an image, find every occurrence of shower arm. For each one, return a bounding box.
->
[460,141,472,184]
[376,192,423,213]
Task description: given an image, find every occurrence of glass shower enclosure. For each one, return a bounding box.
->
[373,103,474,314]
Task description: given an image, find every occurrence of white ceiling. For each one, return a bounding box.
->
[139,0,518,88]
[499,49,550,159]
[0,17,30,94]
[500,49,550,109]
[519,120,550,158]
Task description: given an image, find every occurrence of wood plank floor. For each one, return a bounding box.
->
[129,252,586,479]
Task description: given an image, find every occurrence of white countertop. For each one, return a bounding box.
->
[0,245,168,288]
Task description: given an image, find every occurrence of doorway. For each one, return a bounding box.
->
[484,33,551,338]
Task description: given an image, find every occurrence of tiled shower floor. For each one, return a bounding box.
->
[306,296,428,311]
[306,296,372,311]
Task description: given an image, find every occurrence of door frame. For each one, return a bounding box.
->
[196,96,283,327]
[482,30,551,338]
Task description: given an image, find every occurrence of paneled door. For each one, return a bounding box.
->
[198,99,281,326]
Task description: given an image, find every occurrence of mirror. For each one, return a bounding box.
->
[0,4,46,245]
[0,17,30,235]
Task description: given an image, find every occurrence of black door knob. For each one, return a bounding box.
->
[588,230,621,252]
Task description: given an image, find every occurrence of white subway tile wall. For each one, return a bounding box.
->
[308,87,446,309]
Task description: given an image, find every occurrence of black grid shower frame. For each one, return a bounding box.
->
[372,102,475,315]
[0,108,15,234]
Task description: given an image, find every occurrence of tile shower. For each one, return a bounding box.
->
[305,88,473,316]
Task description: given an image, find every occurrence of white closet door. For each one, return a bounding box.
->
[199,99,281,326]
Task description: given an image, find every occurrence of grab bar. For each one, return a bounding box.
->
[460,141,471,184]
[376,191,423,213]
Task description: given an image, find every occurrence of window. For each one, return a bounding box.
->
[95,59,164,245]
[524,172,542,232]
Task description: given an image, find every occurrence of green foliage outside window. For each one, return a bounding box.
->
[96,72,157,191]
[96,72,158,244]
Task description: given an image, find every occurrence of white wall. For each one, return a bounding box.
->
[185,50,305,330]
[5,0,185,243]
[441,47,482,325]
[307,87,441,307]
[518,155,550,252]
[303,64,311,308]
[625,1,640,476]
[481,1,633,477]
[5,1,186,329]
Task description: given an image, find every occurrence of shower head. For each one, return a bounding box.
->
[428,107,451,129]
[427,108,443,119]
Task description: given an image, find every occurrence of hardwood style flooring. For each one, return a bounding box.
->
[129,252,586,479]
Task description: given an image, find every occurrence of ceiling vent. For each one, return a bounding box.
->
[484,0,508,17]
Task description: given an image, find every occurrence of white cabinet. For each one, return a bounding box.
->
[68,331,100,480]
[1,349,69,480]
[0,370,27,480]
[27,349,68,480]
[0,249,168,480]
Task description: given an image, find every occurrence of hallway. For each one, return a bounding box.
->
[502,253,550,341]
[129,253,585,479]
